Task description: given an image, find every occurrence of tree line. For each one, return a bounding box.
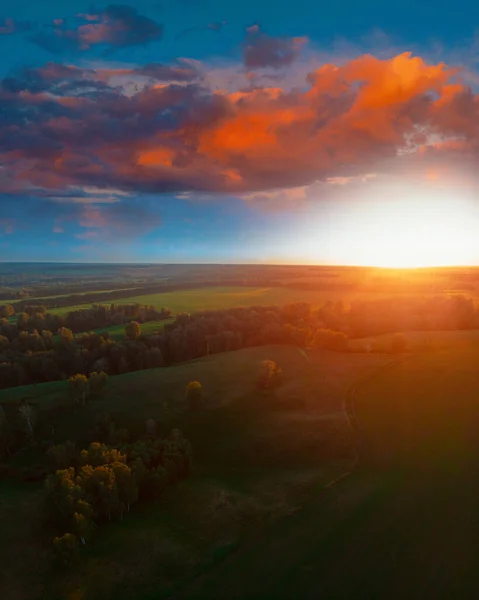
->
[0,303,172,339]
[0,295,478,391]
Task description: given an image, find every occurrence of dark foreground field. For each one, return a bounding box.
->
[172,336,479,600]
[0,345,389,600]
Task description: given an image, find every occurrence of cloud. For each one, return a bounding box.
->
[29,5,163,54]
[0,18,33,35]
[132,61,200,81]
[243,27,308,70]
[77,201,162,239]
[241,186,309,211]
[1,51,478,202]
[175,20,227,41]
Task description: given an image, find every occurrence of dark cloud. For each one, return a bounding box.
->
[175,20,227,41]
[243,27,308,69]
[0,18,33,35]
[29,5,163,54]
[134,62,200,81]
[1,52,479,200]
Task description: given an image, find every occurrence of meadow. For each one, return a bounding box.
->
[0,345,390,600]
[47,284,479,319]
[3,265,479,599]
[173,335,479,599]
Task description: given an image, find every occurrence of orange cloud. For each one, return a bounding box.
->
[2,51,477,200]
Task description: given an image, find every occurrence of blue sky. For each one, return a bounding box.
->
[1,0,479,264]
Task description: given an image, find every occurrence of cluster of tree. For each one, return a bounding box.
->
[0,302,337,389]
[46,431,192,564]
[68,372,108,405]
[0,303,172,339]
[2,295,478,391]
[348,294,479,336]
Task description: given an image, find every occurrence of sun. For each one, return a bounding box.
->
[309,191,479,268]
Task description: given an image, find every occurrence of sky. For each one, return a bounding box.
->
[1,0,479,265]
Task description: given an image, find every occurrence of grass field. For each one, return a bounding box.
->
[0,345,391,600]
[45,285,479,318]
[171,337,479,599]
[82,317,176,341]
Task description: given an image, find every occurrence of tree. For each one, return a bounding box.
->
[68,374,89,406]
[44,468,81,523]
[111,461,138,515]
[16,312,29,331]
[18,401,36,444]
[258,360,282,389]
[125,321,140,340]
[77,464,120,521]
[79,442,126,467]
[185,381,203,410]
[88,371,108,396]
[312,329,348,351]
[72,512,94,545]
[0,304,14,318]
[58,327,74,347]
[52,533,79,566]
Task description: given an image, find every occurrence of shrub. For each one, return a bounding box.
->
[258,360,282,389]
[312,329,349,351]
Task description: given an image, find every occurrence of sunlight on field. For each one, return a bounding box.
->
[45,284,478,319]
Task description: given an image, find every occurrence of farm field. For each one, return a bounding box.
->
[0,345,391,600]
[83,317,175,341]
[172,339,479,599]
[46,284,479,318]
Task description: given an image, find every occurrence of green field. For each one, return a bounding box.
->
[45,285,476,318]
[172,337,479,599]
[85,317,175,341]
[0,345,390,600]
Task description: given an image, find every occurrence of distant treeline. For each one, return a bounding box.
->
[0,281,138,301]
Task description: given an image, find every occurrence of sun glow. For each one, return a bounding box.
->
[300,183,479,268]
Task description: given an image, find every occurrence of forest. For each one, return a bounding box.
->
[0,294,477,390]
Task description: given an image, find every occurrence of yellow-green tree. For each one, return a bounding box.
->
[68,374,89,406]
[258,360,282,389]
